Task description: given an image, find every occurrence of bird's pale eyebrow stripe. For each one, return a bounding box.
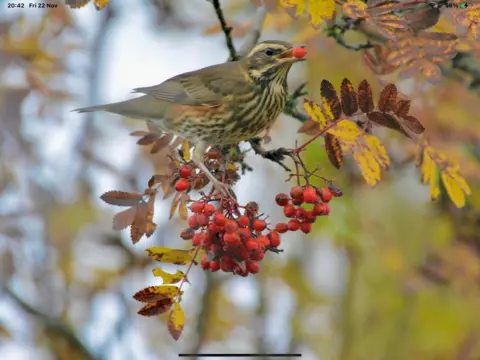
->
[252,43,288,53]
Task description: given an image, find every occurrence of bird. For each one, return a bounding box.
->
[73,40,307,197]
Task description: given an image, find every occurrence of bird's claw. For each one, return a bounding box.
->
[263,147,291,162]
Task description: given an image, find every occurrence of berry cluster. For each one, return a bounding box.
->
[273,185,340,235]
[180,200,279,276]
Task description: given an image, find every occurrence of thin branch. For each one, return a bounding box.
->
[211,0,239,61]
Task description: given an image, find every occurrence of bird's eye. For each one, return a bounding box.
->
[264,48,275,56]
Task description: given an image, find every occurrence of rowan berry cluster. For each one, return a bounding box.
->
[179,199,280,276]
[273,185,340,235]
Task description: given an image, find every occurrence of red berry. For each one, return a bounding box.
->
[211,244,221,253]
[201,259,210,270]
[275,193,290,206]
[180,228,195,240]
[238,246,250,260]
[203,203,216,215]
[292,197,304,205]
[246,240,259,251]
[290,186,304,199]
[275,223,289,234]
[268,231,281,247]
[257,235,270,247]
[246,260,260,274]
[288,219,301,231]
[300,223,312,234]
[303,186,318,203]
[179,165,192,179]
[238,228,251,242]
[304,211,316,223]
[237,215,250,227]
[224,232,239,245]
[253,219,267,232]
[292,46,307,59]
[313,203,329,216]
[190,201,204,213]
[188,215,200,229]
[175,178,190,192]
[213,213,226,226]
[283,204,296,218]
[250,250,265,261]
[221,259,234,272]
[225,219,238,233]
[196,213,209,227]
[295,207,306,220]
[319,187,333,203]
[209,223,223,234]
[192,233,204,246]
[210,260,220,272]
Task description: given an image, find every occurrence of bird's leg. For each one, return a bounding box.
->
[192,142,236,199]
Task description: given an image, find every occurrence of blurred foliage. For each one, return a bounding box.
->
[0,0,480,359]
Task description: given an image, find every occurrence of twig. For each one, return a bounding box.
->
[284,81,309,123]
[211,0,239,61]
[4,285,97,360]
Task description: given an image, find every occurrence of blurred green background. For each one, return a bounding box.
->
[1,0,480,359]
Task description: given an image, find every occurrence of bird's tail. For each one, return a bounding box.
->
[72,95,167,120]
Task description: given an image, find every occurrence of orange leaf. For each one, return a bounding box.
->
[324,133,343,169]
[133,285,182,303]
[320,80,342,120]
[357,80,375,113]
[130,201,148,244]
[340,78,358,116]
[112,206,137,231]
[137,298,174,316]
[151,134,174,154]
[100,191,143,206]
[168,302,185,341]
[137,133,158,146]
[378,83,397,112]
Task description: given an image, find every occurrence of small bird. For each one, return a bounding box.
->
[73,40,306,196]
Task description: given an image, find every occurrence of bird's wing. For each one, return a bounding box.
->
[132,62,254,107]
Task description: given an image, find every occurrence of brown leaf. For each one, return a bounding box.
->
[148,174,170,188]
[320,80,342,120]
[145,194,157,238]
[357,80,375,113]
[325,133,343,169]
[169,192,182,220]
[112,206,137,231]
[137,298,174,316]
[151,133,174,154]
[398,59,420,79]
[297,119,319,135]
[394,99,410,117]
[130,130,149,137]
[133,285,181,303]
[367,111,410,137]
[403,7,440,31]
[100,191,143,206]
[378,83,397,112]
[340,78,358,116]
[402,115,425,134]
[137,133,159,146]
[420,60,442,84]
[130,201,148,244]
[178,198,188,220]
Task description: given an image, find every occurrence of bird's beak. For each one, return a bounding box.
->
[278,45,307,62]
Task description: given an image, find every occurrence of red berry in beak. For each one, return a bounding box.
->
[292,47,307,59]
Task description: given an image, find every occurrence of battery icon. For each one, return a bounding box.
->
[460,2,468,7]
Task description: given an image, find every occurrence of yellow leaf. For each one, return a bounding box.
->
[419,146,434,184]
[327,120,363,141]
[309,0,336,26]
[133,285,182,303]
[353,150,381,186]
[146,247,194,265]
[430,162,440,201]
[182,140,191,161]
[441,171,470,208]
[321,97,335,122]
[280,0,306,16]
[168,302,185,341]
[364,134,390,168]
[152,268,186,284]
[94,0,109,10]
[304,99,327,128]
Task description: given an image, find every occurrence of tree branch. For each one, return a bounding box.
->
[211,0,239,61]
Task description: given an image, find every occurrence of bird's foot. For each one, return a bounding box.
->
[249,138,292,171]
